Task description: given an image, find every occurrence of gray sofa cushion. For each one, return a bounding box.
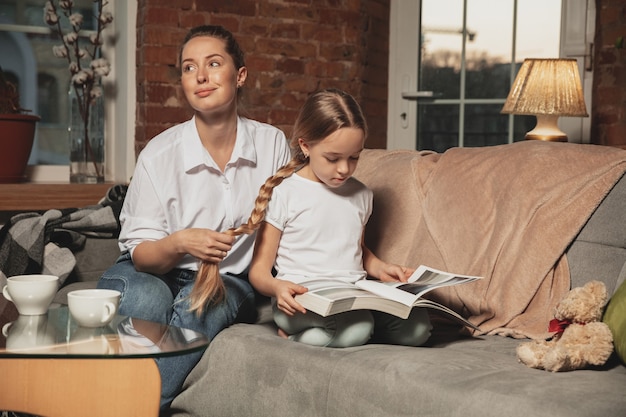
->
[170,322,626,417]
[567,173,626,295]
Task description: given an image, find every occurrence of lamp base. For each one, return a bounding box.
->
[525,133,568,142]
[525,114,568,142]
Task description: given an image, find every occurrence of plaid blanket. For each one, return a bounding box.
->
[0,184,126,285]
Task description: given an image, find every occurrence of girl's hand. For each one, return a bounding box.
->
[175,228,235,263]
[274,280,308,316]
[378,263,415,283]
[362,244,413,283]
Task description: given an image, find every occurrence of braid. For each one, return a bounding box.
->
[188,157,305,315]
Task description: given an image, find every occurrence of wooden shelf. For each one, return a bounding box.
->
[0,183,114,211]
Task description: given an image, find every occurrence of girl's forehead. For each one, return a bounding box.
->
[317,128,365,153]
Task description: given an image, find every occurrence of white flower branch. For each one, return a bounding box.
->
[44,0,113,178]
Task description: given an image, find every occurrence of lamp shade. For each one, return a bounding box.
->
[501,58,588,141]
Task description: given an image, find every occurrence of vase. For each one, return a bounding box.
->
[68,86,105,183]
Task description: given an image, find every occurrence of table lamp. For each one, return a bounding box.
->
[501,58,589,142]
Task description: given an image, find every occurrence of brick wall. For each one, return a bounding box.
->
[592,0,626,148]
[135,0,390,155]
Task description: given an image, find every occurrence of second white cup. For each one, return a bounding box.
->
[67,289,121,328]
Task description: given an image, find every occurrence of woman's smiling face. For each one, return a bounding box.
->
[180,36,246,115]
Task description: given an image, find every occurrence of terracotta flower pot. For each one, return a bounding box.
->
[0,113,40,183]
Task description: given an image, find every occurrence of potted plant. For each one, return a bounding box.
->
[0,66,41,183]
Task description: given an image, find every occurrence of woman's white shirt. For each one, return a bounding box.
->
[119,116,291,273]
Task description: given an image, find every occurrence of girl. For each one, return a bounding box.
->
[213,89,432,347]
[97,25,291,410]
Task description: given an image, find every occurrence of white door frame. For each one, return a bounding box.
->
[387,0,421,150]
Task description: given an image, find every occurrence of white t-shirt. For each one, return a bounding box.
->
[264,173,373,284]
[119,116,291,273]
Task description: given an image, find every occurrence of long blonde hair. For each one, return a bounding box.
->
[189,88,368,314]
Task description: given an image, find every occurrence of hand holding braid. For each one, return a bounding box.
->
[188,158,305,314]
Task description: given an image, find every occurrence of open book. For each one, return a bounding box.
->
[294,265,482,331]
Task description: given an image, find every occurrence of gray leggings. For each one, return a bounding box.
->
[272,302,432,348]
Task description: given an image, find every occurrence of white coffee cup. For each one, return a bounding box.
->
[2,274,59,315]
[67,289,121,328]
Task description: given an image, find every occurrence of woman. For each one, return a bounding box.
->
[97,25,291,410]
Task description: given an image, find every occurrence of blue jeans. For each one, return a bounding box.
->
[97,252,256,410]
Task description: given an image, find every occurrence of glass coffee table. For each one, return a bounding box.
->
[0,305,209,417]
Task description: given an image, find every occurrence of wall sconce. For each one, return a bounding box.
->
[501,58,588,142]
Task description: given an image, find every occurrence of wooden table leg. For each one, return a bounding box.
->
[0,357,161,417]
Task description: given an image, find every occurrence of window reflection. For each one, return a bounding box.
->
[0,0,101,165]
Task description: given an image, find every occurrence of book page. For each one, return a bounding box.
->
[408,265,481,285]
[357,265,482,306]
[355,280,419,306]
[413,299,481,331]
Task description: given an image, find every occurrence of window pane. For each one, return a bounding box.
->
[512,114,537,141]
[420,0,463,99]
[465,0,514,99]
[0,0,100,165]
[466,0,514,62]
[517,0,561,60]
[465,64,511,100]
[417,104,458,152]
[464,104,509,147]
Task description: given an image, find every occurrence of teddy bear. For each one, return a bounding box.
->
[516,280,614,372]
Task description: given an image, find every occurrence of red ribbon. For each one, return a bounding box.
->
[548,318,572,335]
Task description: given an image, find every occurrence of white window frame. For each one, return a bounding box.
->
[12,0,136,183]
[560,0,594,144]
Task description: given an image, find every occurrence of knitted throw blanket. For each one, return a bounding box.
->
[0,185,125,285]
